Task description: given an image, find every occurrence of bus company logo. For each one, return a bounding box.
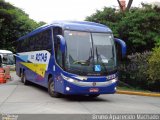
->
[92,82,96,86]
[36,53,47,62]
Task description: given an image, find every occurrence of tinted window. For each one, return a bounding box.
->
[17,29,52,52]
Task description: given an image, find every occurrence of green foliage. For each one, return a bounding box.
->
[155,36,160,47]
[86,5,160,54]
[119,52,151,89]
[118,50,160,91]
[148,47,160,81]
[0,0,45,52]
[86,8,123,37]
[38,21,46,26]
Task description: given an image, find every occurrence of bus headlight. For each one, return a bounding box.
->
[106,74,116,80]
[111,77,118,83]
[61,73,77,83]
[74,76,87,81]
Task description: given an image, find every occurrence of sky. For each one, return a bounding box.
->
[5,0,159,23]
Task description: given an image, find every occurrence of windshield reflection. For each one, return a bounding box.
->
[2,54,15,65]
[64,30,116,76]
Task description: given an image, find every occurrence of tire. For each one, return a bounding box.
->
[21,72,29,85]
[20,72,24,83]
[48,78,61,98]
[89,94,100,98]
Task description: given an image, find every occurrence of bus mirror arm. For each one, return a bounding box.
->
[114,38,126,58]
[56,35,66,53]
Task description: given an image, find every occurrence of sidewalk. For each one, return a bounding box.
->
[117,90,160,97]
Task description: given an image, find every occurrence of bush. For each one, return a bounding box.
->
[155,36,160,47]
[148,47,160,81]
[119,50,160,92]
[119,51,152,90]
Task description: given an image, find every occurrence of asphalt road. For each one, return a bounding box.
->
[0,72,160,114]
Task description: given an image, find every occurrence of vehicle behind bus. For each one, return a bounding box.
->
[0,50,15,67]
[16,21,126,98]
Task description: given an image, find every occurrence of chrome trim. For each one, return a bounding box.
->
[73,78,117,87]
[61,73,117,87]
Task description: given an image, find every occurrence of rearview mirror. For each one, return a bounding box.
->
[114,38,126,58]
[56,35,66,53]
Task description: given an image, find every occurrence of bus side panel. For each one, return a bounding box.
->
[54,65,65,93]
[16,50,51,86]
[16,56,35,81]
[44,55,65,93]
[33,51,55,88]
[42,55,55,88]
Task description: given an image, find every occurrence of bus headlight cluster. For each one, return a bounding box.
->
[74,76,87,81]
[106,74,116,80]
[111,77,118,83]
[61,73,77,83]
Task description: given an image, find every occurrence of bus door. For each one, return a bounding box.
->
[53,27,64,92]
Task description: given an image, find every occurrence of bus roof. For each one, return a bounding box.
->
[18,21,112,41]
[0,50,13,54]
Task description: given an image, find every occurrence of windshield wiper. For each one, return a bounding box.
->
[95,47,99,62]
[86,48,94,65]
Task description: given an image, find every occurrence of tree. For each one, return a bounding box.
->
[38,21,46,26]
[126,0,133,11]
[117,0,133,11]
[86,5,160,54]
[0,0,45,52]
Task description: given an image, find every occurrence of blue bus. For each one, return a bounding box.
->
[16,21,126,97]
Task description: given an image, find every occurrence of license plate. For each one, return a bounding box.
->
[89,88,99,92]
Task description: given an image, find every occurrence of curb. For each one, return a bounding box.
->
[116,90,160,97]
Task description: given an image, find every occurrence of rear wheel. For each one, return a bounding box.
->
[48,78,61,98]
[20,72,24,83]
[21,72,29,85]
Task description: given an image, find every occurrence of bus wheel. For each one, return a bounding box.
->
[48,78,61,98]
[20,72,24,83]
[21,72,29,85]
[89,94,100,98]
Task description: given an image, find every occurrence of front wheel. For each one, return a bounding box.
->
[48,78,61,98]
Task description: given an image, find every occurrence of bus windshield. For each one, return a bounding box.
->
[64,30,117,76]
[1,54,15,65]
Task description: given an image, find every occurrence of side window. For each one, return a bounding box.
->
[17,41,22,52]
[53,27,63,67]
[28,38,32,51]
[56,39,63,67]
[36,35,41,51]
[41,32,47,50]
[36,30,52,52]
[17,30,52,52]
[44,30,52,51]
[30,36,35,51]
[20,38,28,52]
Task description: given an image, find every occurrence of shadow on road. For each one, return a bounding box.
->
[63,95,111,102]
[24,81,112,102]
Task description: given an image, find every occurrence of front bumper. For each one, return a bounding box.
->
[62,79,117,95]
